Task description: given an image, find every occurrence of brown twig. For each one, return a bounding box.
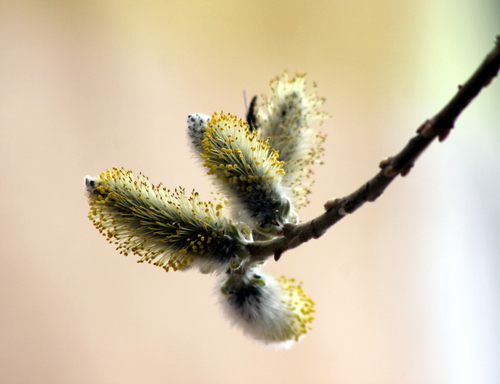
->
[247,35,500,262]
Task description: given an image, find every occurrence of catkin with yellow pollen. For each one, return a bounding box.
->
[85,167,241,273]
[200,111,298,234]
[258,72,327,208]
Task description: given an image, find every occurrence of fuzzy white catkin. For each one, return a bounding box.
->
[258,72,326,208]
[218,266,315,348]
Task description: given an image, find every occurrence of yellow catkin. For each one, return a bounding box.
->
[85,168,236,273]
[200,112,297,232]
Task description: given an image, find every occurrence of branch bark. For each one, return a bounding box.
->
[247,35,500,263]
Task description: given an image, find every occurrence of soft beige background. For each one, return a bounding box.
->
[1,1,499,383]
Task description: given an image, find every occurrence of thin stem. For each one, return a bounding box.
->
[247,35,500,262]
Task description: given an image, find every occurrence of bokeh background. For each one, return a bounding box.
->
[1,1,499,383]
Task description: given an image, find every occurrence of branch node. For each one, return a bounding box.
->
[282,223,295,236]
[368,192,382,202]
[416,119,430,134]
[288,236,302,249]
[383,165,398,178]
[379,157,392,169]
[338,207,349,216]
[421,123,435,138]
[310,219,325,239]
[483,75,495,87]
[438,128,451,142]
[324,198,338,211]
[400,164,414,177]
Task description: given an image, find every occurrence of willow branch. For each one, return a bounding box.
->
[247,35,500,262]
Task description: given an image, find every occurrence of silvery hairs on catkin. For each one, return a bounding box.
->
[85,168,248,274]
[188,111,298,234]
[85,71,325,348]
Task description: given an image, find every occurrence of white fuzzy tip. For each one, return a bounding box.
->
[84,175,98,198]
[187,113,210,153]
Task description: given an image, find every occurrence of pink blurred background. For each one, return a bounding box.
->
[1,1,499,383]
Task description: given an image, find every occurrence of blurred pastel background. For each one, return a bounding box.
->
[1,1,499,383]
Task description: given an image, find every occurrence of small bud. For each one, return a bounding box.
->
[421,123,435,138]
[438,128,451,142]
[379,157,392,169]
[400,164,413,177]
[324,198,338,211]
[416,120,430,134]
[383,165,398,178]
